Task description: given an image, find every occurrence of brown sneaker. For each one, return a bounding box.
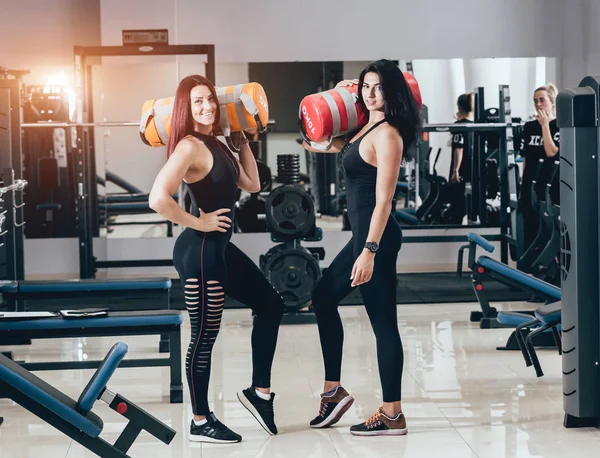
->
[350,407,408,436]
[309,385,354,428]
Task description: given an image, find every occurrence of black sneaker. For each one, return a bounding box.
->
[237,387,278,435]
[189,413,242,443]
[310,385,354,428]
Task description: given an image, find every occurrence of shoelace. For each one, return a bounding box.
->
[319,400,329,417]
[365,410,382,428]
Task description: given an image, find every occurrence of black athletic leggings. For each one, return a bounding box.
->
[173,228,284,416]
[312,209,404,402]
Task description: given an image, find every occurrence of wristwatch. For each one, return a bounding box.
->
[364,241,379,253]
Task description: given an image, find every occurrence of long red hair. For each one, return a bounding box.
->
[166,75,220,157]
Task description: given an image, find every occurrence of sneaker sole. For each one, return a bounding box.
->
[188,434,241,443]
[350,428,408,436]
[310,395,354,428]
[237,391,277,436]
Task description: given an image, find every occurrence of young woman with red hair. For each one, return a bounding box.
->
[150,75,284,444]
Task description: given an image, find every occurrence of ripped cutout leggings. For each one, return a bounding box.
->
[173,228,284,415]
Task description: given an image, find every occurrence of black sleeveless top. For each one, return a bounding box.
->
[184,132,240,216]
[341,120,386,215]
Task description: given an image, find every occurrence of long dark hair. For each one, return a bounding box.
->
[357,59,422,159]
[167,75,220,158]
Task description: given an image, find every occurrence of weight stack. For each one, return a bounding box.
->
[277,154,301,185]
[556,77,600,428]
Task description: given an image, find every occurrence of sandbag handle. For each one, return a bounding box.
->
[139,106,155,146]
[297,106,333,151]
[238,91,266,134]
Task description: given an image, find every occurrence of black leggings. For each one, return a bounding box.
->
[173,228,284,416]
[312,210,403,402]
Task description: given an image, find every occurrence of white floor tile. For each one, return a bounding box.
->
[0,302,597,458]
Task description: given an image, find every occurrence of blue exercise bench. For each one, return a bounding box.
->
[458,232,562,352]
[0,278,173,353]
[0,342,176,457]
[0,310,183,403]
[0,277,172,313]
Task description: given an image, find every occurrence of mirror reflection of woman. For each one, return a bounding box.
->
[303,59,422,436]
[518,83,560,257]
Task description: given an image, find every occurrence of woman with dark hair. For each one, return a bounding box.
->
[446,92,474,224]
[303,59,422,436]
[149,75,284,444]
[450,92,474,185]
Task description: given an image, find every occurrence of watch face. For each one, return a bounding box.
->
[366,242,378,252]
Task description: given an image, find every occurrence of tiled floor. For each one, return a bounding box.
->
[0,302,595,457]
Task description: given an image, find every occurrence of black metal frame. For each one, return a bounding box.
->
[73,44,216,278]
[0,322,183,403]
[0,79,26,284]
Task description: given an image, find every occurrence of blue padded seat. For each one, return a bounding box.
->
[0,310,183,332]
[478,256,561,301]
[0,353,103,437]
[15,278,171,293]
[497,311,536,326]
[535,301,561,324]
[467,232,495,253]
[78,342,128,414]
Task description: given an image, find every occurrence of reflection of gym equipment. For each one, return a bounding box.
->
[0,342,176,456]
[234,160,272,233]
[257,154,324,321]
[97,171,174,237]
[22,125,78,239]
[518,159,561,284]
[396,147,448,225]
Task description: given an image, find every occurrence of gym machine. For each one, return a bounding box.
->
[556,75,600,429]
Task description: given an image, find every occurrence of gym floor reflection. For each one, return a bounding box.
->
[1,302,598,458]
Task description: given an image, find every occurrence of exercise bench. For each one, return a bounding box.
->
[0,342,176,457]
[458,232,561,351]
[0,277,172,313]
[0,310,183,403]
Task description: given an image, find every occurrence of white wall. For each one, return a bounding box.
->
[0,0,101,70]
[100,0,563,62]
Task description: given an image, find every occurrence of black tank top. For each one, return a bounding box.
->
[184,132,240,215]
[341,120,386,214]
